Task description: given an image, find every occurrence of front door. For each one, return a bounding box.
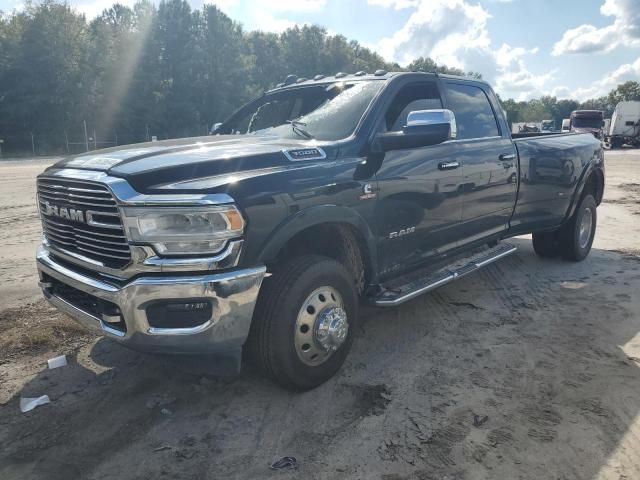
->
[374,81,465,279]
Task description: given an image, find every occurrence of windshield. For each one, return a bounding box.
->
[572,116,602,129]
[216,81,384,141]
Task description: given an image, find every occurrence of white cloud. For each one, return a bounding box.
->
[73,0,135,18]
[549,85,573,99]
[69,0,324,24]
[374,0,549,100]
[552,0,640,55]
[253,12,298,33]
[210,0,239,12]
[567,57,640,100]
[267,0,327,11]
[216,0,324,33]
[377,0,491,67]
[367,0,419,9]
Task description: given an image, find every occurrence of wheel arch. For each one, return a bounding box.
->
[256,205,378,292]
[566,165,605,220]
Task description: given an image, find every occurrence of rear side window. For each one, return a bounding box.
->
[445,83,499,140]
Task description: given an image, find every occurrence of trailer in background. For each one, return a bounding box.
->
[607,101,640,149]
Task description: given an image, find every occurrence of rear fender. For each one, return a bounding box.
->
[565,162,604,221]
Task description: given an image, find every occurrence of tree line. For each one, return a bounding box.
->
[1,0,639,155]
[500,81,640,131]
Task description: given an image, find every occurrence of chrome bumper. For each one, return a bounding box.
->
[36,245,266,355]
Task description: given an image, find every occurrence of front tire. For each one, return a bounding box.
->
[247,255,358,391]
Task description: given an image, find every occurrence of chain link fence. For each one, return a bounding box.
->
[0,122,212,159]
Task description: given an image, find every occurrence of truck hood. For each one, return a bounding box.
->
[48,135,336,192]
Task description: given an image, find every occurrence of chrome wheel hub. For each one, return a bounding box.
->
[315,307,348,351]
[294,286,348,366]
[579,207,593,249]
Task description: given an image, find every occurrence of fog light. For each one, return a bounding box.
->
[146,300,213,329]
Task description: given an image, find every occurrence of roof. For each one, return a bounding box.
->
[267,71,488,93]
[571,110,604,115]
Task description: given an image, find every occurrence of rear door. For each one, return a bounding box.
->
[375,80,465,278]
[442,81,518,244]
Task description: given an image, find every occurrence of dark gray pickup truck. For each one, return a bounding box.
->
[36,72,604,390]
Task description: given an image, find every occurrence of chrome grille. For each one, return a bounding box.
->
[37,177,131,268]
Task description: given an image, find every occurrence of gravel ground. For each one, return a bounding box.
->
[1,151,640,479]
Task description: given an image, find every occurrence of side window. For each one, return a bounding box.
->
[384,82,442,132]
[445,83,499,140]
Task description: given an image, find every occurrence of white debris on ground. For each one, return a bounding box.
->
[19,395,50,413]
[47,355,67,370]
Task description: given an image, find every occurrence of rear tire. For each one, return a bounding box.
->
[247,255,358,391]
[531,194,597,262]
[532,231,558,258]
[559,194,597,261]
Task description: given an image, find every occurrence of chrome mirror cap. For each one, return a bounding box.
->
[406,109,457,139]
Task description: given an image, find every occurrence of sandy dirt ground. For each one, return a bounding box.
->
[1,151,640,479]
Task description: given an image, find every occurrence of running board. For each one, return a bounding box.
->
[372,243,517,307]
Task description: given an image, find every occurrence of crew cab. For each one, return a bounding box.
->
[36,72,604,390]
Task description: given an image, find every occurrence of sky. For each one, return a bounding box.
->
[1,0,639,101]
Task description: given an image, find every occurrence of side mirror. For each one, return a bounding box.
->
[374,109,457,152]
[211,122,223,134]
[601,120,605,127]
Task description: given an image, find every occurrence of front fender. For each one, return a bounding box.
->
[256,204,378,278]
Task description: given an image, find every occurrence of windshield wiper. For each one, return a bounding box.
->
[286,120,314,139]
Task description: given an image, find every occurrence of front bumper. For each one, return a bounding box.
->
[36,245,266,355]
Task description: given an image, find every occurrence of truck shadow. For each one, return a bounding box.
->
[2,239,640,479]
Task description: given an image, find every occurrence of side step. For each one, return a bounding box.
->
[373,243,517,307]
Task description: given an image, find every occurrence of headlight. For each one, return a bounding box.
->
[122,206,244,256]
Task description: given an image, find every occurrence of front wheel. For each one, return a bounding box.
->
[247,255,358,390]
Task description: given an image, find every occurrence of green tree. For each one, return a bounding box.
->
[1,1,90,143]
[193,4,251,129]
[153,0,197,137]
[245,31,285,92]
[280,25,327,78]
[406,56,481,78]
[608,81,640,104]
[1,0,639,155]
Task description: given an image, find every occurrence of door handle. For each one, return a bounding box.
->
[499,153,516,161]
[438,161,460,171]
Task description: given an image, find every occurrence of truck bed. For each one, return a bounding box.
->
[510,132,603,233]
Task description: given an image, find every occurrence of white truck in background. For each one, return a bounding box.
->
[607,101,640,149]
[562,118,570,132]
